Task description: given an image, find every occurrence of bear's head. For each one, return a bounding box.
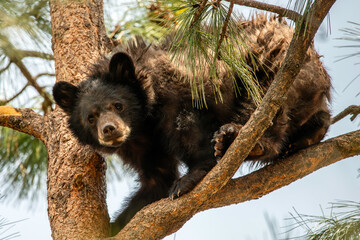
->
[53,52,148,152]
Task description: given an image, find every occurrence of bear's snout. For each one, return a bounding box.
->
[97,113,131,147]
[102,124,117,136]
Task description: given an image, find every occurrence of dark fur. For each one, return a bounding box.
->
[52,15,331,235]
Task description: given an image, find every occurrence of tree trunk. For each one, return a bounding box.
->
[46,0,113,239]
[1,0,359,239]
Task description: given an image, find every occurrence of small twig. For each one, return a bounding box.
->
[1,34,53,112]
[0,83,29,105]
[331,105,360,124]
[34,72,56,80]
[229,0,302,22]
[109,24,121,39]
[0,61,12,75]
[215,0,234,60]
[18,50,54,60]
[191,0,208,27]
[11,58,53,112]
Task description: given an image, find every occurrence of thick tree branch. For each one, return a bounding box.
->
[0,106,45,142]
[113,0,336,239]
[194,0,336,210]
[200,129,360,210]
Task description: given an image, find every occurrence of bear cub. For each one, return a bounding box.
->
[53,16,331,235]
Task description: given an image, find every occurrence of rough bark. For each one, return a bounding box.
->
[46,0,113,239]
[0,106,44,142]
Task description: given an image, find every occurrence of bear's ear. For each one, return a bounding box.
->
[109,52,136,82]
[53,81,79,114]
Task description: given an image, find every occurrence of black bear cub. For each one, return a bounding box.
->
[53,16,331,235]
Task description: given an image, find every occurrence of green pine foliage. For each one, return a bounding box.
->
[0,0,52,202]
[289,201,360,240]
[0,210,20,240]
[0,127,47,201]
[104,0,179,42]
[0,0,51,55]
[165,1,261,108]
[107,1,262,108]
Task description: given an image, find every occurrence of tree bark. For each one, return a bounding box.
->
[45,0,113,239]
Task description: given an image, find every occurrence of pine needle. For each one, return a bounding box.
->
[288,201,360,240]
[166,1,261,107]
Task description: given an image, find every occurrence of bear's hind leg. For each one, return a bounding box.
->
[212,122,286,163]
[169,152,217,200]
[111,161,178,235]
[212,123,268,160]
[286,110,331,154]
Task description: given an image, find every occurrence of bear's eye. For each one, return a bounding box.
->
[114,103,124,112]
[88,115,95,124]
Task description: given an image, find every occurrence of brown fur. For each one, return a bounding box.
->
[53,15,331,235]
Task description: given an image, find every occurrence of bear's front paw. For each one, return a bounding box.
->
[212,123,243,160]
[169,169,207,200]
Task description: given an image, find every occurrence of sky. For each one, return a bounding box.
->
[0,0,359,239]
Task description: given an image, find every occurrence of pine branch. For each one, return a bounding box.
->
[228,0,301,22]
[289,200,360,239]
[0,106,45,142]
[17,50,54,60]
[331,105,360,124]
[215,0,234,60]
[191,0,208,27]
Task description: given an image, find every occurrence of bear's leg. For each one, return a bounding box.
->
[212,122,285,162]
[169,154,217,200]
[111,162,178,235]
[286,110,331,154]
[212,123,266,160]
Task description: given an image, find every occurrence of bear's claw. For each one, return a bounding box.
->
[212,123,243,160]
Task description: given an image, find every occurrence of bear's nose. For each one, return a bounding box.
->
[102,124,116,136]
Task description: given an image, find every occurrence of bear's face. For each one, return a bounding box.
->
[53,52,147,151]
[76,83,143,148]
